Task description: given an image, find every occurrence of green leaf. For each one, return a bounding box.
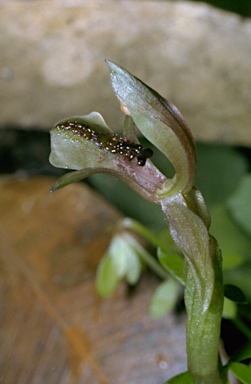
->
[95,253,120,298]
[158,248,185,285]
[196,144,248,209]
[210,205,250,269]
[228,362,251,384]
[149,278,179,319]
[164,371,194,383]
[227,175,251,238]
[224,284,247,304]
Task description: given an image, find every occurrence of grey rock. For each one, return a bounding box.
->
[0,1,251,146]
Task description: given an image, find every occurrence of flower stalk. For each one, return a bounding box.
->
[185,236,224,384]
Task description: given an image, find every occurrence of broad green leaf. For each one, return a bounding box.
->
[228,362,251,384]
[210,205,250,269]
[95,253,120,297]
[224,284,247,304]
[165,371,194,384]
[196,144,248,209]
[227,175,251,238]
[158,247,185,285]
[149,278,179,319]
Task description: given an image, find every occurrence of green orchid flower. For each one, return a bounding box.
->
[49,61,224,384]
[50,60,197,200]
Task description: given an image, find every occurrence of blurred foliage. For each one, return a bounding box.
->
[191,0,251,17]
[149,278,179,319]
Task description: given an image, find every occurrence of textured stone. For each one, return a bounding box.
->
[0,1,251,146]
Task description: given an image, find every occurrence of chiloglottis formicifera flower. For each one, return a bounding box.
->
[50,61,197,202]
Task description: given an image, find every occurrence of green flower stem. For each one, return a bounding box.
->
[137,249,169,280]
[127,235,169,280]
[120,218,168,250]
[161,193,224,383]
[185,236,224,384]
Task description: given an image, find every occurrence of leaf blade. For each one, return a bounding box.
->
[228,362,251,384]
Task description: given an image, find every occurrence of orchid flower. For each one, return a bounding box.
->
[49,61,224,384]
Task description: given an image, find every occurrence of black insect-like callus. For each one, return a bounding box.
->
[54,115,153,166]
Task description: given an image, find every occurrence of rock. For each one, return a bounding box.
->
[1,1,251,146]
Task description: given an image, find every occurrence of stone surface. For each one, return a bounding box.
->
[0,1,251,146]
